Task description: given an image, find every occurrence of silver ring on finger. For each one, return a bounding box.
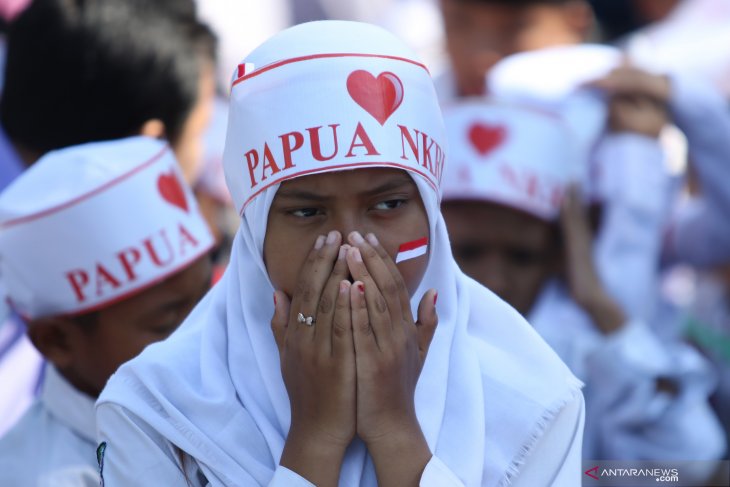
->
[297,312,315,326]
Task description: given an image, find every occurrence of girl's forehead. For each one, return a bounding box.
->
[277,168,415,193]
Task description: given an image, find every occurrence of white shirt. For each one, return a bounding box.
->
[0,365,99,486]
[591,132,671,323]
[530,281,726,461]
[663,74,730,267]
[0,314,44,437]
[96,386,584,486]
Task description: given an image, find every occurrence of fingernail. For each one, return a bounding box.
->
[350,231,364,245]
[357,283,365,294]
[339,280,349,293]
[352,247,363,263]
[326,230,338,245]
[338,246,347,260]
[314,235,325,249]
[273,292,277,306]
[366,233,379,246]
[433,292,438,307]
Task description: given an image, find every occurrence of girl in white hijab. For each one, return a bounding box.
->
[96,21,584,487]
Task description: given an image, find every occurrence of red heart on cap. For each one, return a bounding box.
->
[468,123,507,156]
[157,170,189,213]
[347,70,404,125]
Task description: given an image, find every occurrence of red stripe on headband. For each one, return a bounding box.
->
[231,52,430,88]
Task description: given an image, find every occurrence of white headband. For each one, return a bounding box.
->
[222,22,447,214]
[441,100,578,220]
[0,137,214,319]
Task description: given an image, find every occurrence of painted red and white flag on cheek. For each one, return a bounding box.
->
[395,237,428,263]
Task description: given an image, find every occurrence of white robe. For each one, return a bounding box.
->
[0,365,99,486]
[0,314,43,437]
[529,281,725,462]
[663,74,730,267]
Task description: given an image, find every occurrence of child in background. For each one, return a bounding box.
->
[0,0,219,435]
[436,0,593,100]
[0,137,214,485]
[0,0,216,178]
[437,0,730,284]
[95,21,586,486]
[440,99,726,464]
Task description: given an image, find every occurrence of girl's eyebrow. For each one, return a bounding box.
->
[274,189,330,202]
[361,177,415,197]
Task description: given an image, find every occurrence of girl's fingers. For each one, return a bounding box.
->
[289,231,341,337]
[271,290,291,358]
[331,280,354,360]
[365,232,413,324]
[347,231,405,331]
[415,289,438,362]
[350,280,379,356]
[314,243,350,354]
[346,246,392,348]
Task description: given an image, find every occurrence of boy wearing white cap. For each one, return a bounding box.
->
[96,21,586,486]
[0,136,214,485]
[0,0,220,437]
[440,100,726,463]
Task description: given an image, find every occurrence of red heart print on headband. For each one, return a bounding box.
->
[347,70,404,125]
[157,170,189,213]
[468,123,507,156]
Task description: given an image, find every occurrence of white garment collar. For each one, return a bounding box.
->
[41,365,97,442]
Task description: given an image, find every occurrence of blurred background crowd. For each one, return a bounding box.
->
[0,0,729,483]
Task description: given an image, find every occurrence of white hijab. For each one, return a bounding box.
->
[99,21,581,486]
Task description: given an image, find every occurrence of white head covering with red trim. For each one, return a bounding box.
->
[98,21,581,486]
[0,136,214,319]
[441,100,578,220]
[486,45,622,200]
[223,26,444,213]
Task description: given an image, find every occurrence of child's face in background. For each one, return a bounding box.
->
[439,0,591,96]
[36,255,212,398]
[442,200,560,316]
[264,168,430,298]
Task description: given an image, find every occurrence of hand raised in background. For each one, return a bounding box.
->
[589,65,670,138]
[560,185,627,335]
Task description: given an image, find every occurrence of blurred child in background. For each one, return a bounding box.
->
[0,0,219,435]
[436,0,593,100]
[440,99,726,466]
[437,2,730,461]
[0,137,214,485]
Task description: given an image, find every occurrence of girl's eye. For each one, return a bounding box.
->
[373,199,406,211]
[289,208,321,218]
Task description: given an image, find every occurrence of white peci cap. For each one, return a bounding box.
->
[0,136,215,319]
